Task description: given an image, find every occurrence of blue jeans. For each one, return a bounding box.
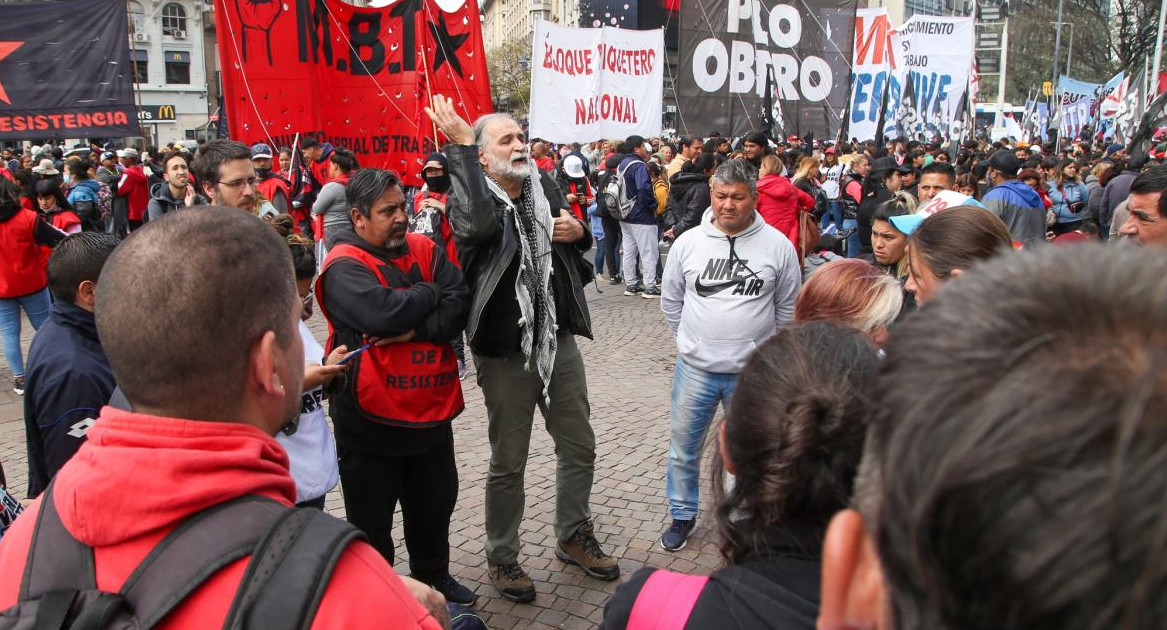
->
[842,218,860,258]
[594,237,606,275]
[666,356,738,521]
[820,200,844,232]
[0,288,51,378]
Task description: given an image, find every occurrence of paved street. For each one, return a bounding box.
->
[0,277,725,628]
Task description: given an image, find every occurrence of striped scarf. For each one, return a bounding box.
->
[483,167,557,398]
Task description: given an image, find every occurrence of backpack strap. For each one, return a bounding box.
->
[20,483,96,600]
[626,569,710,630]
[221,507,364,630]
[118,495,288,629]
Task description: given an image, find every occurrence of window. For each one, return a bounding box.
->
[162,4,187,36]
[165,50,191,84]
[131,49,149,83]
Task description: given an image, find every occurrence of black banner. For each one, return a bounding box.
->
[677,0,854,140]
[0,0,140,139]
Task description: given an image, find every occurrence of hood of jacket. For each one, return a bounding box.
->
[698,206,768,240]
[52,407,295,547]
[317,143,336,164]
[150,182,184,203]
[0,201,19,223]
[668,171,706,196]
[990,179,1044,209]
[756,173,798,198]
[72,179,101,195]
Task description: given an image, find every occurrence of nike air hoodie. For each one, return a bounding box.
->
[661,208,801,374]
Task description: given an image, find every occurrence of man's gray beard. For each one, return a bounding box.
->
[487,151,531,183]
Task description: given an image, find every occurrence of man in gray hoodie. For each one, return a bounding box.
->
[658,159,802,552]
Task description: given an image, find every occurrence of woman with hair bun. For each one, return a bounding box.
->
[600,322,879,630]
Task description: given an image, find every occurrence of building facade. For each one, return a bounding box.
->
[866,0,974,26]
[481,0,580,52]
[128,0,212,146]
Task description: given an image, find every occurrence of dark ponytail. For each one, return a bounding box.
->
[711,321,878,564]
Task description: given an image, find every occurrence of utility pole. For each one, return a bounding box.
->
[1154,0,1167,97]
[1052,0,1065,86]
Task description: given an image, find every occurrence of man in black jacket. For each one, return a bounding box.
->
[315,168,475,605]
[24,233,119,497]
[426,96,618,604]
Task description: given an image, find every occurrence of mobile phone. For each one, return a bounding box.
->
[337,343,371,365]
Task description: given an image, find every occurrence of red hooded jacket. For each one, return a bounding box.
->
[117,164,150,222]
[755,174,814,249]
[0,408,441,629]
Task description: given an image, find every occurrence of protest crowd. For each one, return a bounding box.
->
[0,93,1165,629]
[1,0,1167,623]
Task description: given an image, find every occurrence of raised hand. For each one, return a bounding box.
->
[424,95,475,146]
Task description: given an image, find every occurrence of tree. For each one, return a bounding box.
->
[487,36,532,119]
[1002,0,1159,103]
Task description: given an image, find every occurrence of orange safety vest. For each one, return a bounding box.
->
[315,236,463,427]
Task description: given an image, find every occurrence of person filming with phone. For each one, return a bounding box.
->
[314,168,476,606]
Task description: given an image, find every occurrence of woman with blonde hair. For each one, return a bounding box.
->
[795,258,903,346]
[791,156,822,199]
[756,155,814,250]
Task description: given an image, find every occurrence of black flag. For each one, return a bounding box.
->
[0,0,140,139]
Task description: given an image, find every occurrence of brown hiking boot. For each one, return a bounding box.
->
[555,521,620,581]
[487,561,536,603]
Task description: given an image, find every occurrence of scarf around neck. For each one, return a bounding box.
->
[483,165,557,397]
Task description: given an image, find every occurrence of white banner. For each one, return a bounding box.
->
[1056,76,1100,140]
[848,7,893,143]
[528,20,663,143]
[887,16,974,141]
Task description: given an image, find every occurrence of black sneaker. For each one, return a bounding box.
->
[642,287,662,299]
[623,285,643,296]
[608,276,623,286]
[425,573,478,606]
[659,519,695,552]
[13,376,25,396]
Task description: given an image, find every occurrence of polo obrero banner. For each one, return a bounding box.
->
[0,0,140,140]
[214,0,493,185]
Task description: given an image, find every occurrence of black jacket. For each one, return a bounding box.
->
[600,524,821,630]
[664,171,711,236]
[446,144,593,357]
[857,182,893,256]
[24,302,115,498]
[319,228,469,454]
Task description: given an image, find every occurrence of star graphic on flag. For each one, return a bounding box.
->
[428,20,468,78]
[0,41,24,105]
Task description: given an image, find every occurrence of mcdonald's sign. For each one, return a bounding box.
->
[138,104,177,123]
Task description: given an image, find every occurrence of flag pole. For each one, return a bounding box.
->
[420,44,440,146]
[287,133,300,181]
[1153,0,1167,99]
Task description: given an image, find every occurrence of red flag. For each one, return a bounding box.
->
[214,0,492,185]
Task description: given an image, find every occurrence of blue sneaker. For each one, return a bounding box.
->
[660,519,695,552]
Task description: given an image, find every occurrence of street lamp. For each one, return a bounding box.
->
[1051,21,1075,74]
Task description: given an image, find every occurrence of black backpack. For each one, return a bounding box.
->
[1,483,363,629]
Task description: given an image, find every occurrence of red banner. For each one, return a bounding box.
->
[214,0,491,184]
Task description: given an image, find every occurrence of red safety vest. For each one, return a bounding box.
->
[315,235,463,427]
[0,208,48,298]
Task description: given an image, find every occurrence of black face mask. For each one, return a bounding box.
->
[256,168,271,179]
[424,173,451,194]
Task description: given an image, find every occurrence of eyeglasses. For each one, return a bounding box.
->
[218,177,258,190]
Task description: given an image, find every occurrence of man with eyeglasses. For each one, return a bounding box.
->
[1119,166,1167,247]
[193,140,258,215]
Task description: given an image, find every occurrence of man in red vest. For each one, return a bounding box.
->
[251,143,291,214]
[315,168,475,606]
